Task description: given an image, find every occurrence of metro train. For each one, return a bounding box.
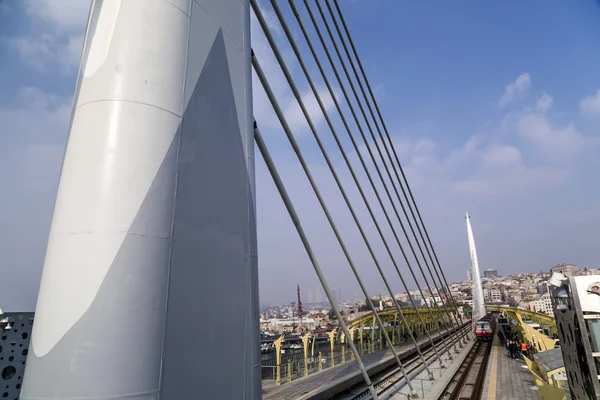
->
[474,313,496,341]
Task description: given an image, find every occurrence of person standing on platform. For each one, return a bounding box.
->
[521,342,528,359]
[498,330,505,347]
[509,341,518,359]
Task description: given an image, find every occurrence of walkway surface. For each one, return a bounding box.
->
[481,334,540,400]
[262,329,463,400]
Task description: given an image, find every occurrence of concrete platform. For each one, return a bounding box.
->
[481,335,540,400]
[393,335,476,400]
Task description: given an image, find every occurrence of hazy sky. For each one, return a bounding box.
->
[2,0,600,311]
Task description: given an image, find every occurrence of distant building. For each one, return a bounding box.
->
[262,317,316,333]
[533,293,553,315]
[484,269,499,278]
[487,289,502,303]
[581,268,600,276]
[458,298,473,307]
[316,290,323,303]
[550,263,578,276]
[538,282,549,295]
[551,274,600,399]
[467,270,472,282]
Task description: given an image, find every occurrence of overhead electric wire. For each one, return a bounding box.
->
[267,0,443,375]
[253,125,379,399]
[251,3,423,393]
[320,0,465,346]
[307,0,461,353]
[329,0,468,342]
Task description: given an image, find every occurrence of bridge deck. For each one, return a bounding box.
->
[481,334,540,400]
[262,330,459,400]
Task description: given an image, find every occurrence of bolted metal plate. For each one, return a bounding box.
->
[0,312,34,400]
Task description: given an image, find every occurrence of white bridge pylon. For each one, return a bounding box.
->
[466,212,486,326]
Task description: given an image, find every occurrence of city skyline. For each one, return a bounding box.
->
[261,263,576,308]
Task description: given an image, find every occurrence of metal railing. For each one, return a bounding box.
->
[260,325,456,384]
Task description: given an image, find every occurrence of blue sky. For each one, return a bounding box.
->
[2,0,600,310]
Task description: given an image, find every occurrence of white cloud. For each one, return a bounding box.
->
[8,0,88,74]
[516,113,584,157]
[453,165,567,197]
[393,137,437,168]
[563,204,600,225]
[284,87,338,131]
[481,145,522,168]
[451,143,568,197]
[0,86,71,310]
[536,92,553,113]
[499,73,531,108]
[580,89,600,116]
[8,33,83,73]
[24,0,90,32]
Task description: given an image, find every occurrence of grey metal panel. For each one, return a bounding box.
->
[20,138,179,399]
[159,28,258,399]
[247,192,261,395]
[193,0,245,50]
[224,32,250,166]
[183,2,220,108]
[553,278,600,400]
[0,312,34,400]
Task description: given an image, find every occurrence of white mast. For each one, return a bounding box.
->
[466,212,486,325]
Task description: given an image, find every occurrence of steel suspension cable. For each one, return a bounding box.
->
[254,125,379,399]
[322,0,466,344]
[331,0,468,330]
[252,3,445,392]
[296,0,457,356]
[318,0,462,348]
[330,0,468,342]
[285,0,463,357]
[251,26,426,392]
[252,54,417,396]
[266,0,444,374]
[308,0,461,353]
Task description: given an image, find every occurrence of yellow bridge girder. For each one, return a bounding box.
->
[484,305,557,336]
[345,307,458,331]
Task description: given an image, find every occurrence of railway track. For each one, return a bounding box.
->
[438,339,492,400]
[334,324,472,400]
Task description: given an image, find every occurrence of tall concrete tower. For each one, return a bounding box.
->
[21,1,259,399]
